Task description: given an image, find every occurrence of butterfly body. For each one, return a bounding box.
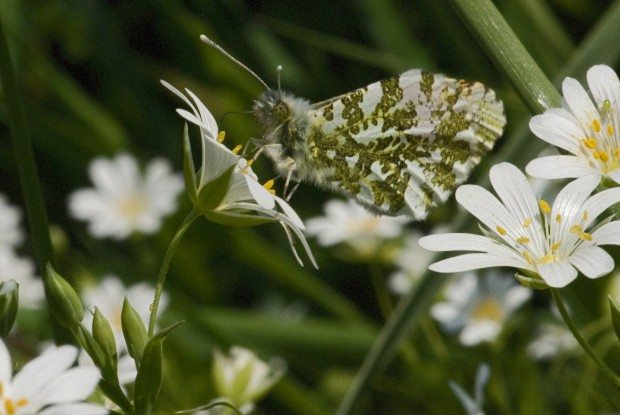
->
[253,69,506,219]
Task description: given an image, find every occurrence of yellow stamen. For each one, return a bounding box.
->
[539,199,551,214]
[5,399,15,415]
[496,225,507,235]
[263,179,275,190]
[268,189,276,195]
[522,218,532,228]
[217,131,226,143]
[551,241,561,251]
[608,124,614,136]
[569,224,583,234]
[579,231,593,241]
[593,151,600,160]
[555,213,562,223]
[583,137,597,148]
[582,211,589,221]
[522,251,534,264]
[246,159,254,167]
[599,151,609,162]
[592,119,602,133]
[232,144,243,155]
[16,399,27,407]
[539,254,555,264]
[614,148,620,158]
[516,237,530,244]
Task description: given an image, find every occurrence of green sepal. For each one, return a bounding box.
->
[514,272,548,290]
[134,321,183,415]
[93,308,118,373]
[44,264,84,329]
[0,280,18,337]
[182,123,198,205]
[609,296,620,341]
[121,296,149,366]
[204,209,275,227]
[197,164,236,211]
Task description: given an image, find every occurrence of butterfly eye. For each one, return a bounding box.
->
[272,101,290,122]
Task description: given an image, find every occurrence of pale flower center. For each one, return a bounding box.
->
[118,194,148,220]
[347,217,381,234]
[0,382,28,415]
[471,298,504,322]
[580,100,620,173]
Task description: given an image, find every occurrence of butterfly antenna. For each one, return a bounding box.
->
[277,65,283,93]
[200,34,270,90]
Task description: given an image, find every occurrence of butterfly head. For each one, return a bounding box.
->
[253,89,291,130]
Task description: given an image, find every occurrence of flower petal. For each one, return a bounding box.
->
[529,112,584,154]
[536,261,578,288]
[428,253,528,274]
[562,77,598,130]
[526,156,597,179]
[12,345,78,395]
[581,186,620,228]
[592,220,620,245]
[274,196,304,230]
[39,404,108,415]
[586,64,620,109]
[38,367,101,405]
[0,339,11,383]
[455,185,519,240]
[459,321,501,346]
[419,233,510,255]
[244,174,276,209]
[606,168,620,184]
[568,245,614,279]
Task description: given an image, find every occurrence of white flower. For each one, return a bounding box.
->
[80,276,168,384]
[431,272,531,346]
[0,339,106,415]
[419,162,620,288]
[69,153,184,240]
[0,195,23,250]
[388,229,446,295]
[527,321,577,360]
[0,250,43,309]
[526,65,620,183]
[162,81,315,267]
[211,347,284,414]
[306,199,410,254]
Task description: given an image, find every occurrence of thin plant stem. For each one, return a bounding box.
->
[0,13,54,271]
[148,208,200,337]
[550,288,620,388]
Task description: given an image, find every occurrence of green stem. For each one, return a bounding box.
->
[550,288,620,388]
[450,0,561,113]
[148,209,200,337]
[0,13,54,271]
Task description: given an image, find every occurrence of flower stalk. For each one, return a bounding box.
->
[551,288,620,387]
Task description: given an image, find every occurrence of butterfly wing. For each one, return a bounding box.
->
[303,69,506,219]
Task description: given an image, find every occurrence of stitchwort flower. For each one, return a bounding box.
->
[69,153,184,240]
[419,162,620,288]
[0,339,106,414]
[162,81,315,266]
[527,65,620,183]
[431,272,530,346]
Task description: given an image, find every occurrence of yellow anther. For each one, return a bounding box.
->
[555,213,562,223]
[217,131,226,143]
[539,254,555,264]
[593,151,600,160]
[592,119,602,133]
[496,225,507,235]
[522,218,532,228]
[263,179,275,190]
[232,144,243,155]
[579,231,593,241]
[522,251,534,264]
[539,199,551,214]
[551,241,561,251]
[246,159,254,167]
[600,151,609,162]
[614,148,620,158]
[5,398,15,415]
[582,211,589,220]
[583,137,597,148]
[16,399,27,407]
[608,124,614,136]
[569,224,583,234]
[516,237,530,244]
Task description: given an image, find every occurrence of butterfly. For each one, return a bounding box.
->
[202,36,506,220]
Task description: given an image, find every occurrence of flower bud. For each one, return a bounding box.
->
[44,264,84,329]
[121,296,148,365]
[0,280,19,337]
[93,308,118,374]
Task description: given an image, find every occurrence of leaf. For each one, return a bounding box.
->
[134,321,183,415]
[609,296,620,341]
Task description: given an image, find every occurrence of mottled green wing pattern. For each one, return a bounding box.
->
[303,69,506,218]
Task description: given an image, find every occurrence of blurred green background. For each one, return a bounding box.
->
[1,0,620,413]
